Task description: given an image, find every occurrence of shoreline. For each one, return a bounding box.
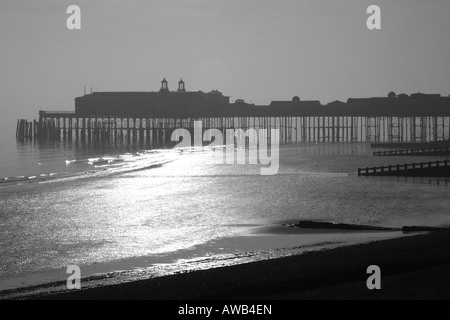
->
[39,230,450,300]
[0,227,406,299]
[5,229,450,300]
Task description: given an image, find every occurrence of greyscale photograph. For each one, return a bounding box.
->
[1,0,450,303]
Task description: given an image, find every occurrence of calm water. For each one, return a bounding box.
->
[1,137,449,293]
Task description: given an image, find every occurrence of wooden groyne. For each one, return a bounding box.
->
[371,140,450,149]
[358,160,450,177]
[373,147,450,157]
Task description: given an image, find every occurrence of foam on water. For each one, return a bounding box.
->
[0,148,188,187]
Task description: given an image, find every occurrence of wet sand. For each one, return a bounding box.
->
[35,230,450,300]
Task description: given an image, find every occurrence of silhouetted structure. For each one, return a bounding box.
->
[74,87,450,118]
[16,79,450,144]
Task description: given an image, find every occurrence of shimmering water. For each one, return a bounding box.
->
[1,139,449,293]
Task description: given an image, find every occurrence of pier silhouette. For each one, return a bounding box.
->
[16,79,450,145]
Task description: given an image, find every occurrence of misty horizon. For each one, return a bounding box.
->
[1,1,450,132]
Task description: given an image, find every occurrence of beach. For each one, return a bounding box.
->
[1,143,450,298]
[32,230,450,300]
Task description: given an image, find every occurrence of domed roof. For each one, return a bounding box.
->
[388,91,397,99]
[292,96,301,102]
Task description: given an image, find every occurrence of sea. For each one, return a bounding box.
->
[1,134,449,297]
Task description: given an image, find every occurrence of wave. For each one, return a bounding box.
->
[0,148,188,187]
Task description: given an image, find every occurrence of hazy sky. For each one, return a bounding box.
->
[1,0,450,136]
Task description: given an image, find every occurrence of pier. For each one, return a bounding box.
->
[15,80,450,145]
[358,160,450,177]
